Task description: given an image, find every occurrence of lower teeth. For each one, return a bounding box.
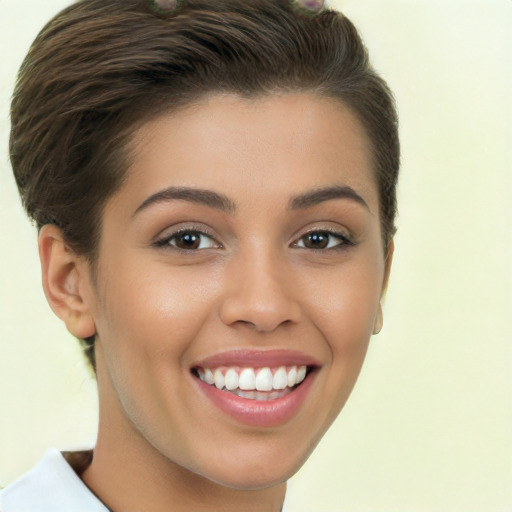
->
[227,387,293,401]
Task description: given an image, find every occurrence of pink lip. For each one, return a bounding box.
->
[194,372,316,427]
[192,349,320,369]
[191,350,319,428]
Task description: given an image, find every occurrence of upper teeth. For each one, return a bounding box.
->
[197,365,307,392]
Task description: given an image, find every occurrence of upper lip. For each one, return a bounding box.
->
[191,349,321,369]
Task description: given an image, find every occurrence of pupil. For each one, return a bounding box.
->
[177,232,200,249]
[306,232,328,249]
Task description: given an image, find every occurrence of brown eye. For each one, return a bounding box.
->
[295,230,349,250]
[173,232,201,249]
[304,232,329,249]
[156,230,219,250]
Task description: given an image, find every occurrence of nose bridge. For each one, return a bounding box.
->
[219,243,300,332]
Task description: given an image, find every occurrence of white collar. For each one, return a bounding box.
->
[0,448,108,512]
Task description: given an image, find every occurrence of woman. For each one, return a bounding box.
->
[1,0,399,510]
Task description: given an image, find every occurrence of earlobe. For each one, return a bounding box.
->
[372,304,383,335]
[38,225,96,339]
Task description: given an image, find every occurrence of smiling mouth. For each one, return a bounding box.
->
[192,365,310,401]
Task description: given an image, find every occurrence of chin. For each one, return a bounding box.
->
[194,439,314,491]
[208,467,292,491]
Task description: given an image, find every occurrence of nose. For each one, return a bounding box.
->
[219,250,301,333]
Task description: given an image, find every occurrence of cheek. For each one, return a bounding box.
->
[98,259,223,349]
[309,263,383,353]
[92,260,228,419]
[302,255,383,413]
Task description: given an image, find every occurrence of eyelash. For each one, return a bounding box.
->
[154,227,354,252]
[154,228,221,251]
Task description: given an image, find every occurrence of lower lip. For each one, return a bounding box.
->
[194,372,315,427]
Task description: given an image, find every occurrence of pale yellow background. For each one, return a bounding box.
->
[0,1,510,510]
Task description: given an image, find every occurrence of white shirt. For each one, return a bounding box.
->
[0,449,108,512]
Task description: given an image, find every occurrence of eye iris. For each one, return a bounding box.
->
[175,232,201,249]
[304,232,330,249]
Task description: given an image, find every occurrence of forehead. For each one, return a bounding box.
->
[119,92,378,212]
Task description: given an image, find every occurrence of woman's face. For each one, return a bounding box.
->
[84,93,390,489]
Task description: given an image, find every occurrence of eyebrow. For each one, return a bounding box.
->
[289,185,369,211]
[133,186,236,217]
[133,184,369,217]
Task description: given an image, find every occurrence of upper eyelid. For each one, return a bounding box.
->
[299,227,349,236]
[155,223,218,239]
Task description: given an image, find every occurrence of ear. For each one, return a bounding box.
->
[373,239,394,335]
[38,224,96,339]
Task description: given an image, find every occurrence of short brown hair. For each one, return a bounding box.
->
[10,0,399,369]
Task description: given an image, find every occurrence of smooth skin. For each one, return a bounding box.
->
[39,93,393,512]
